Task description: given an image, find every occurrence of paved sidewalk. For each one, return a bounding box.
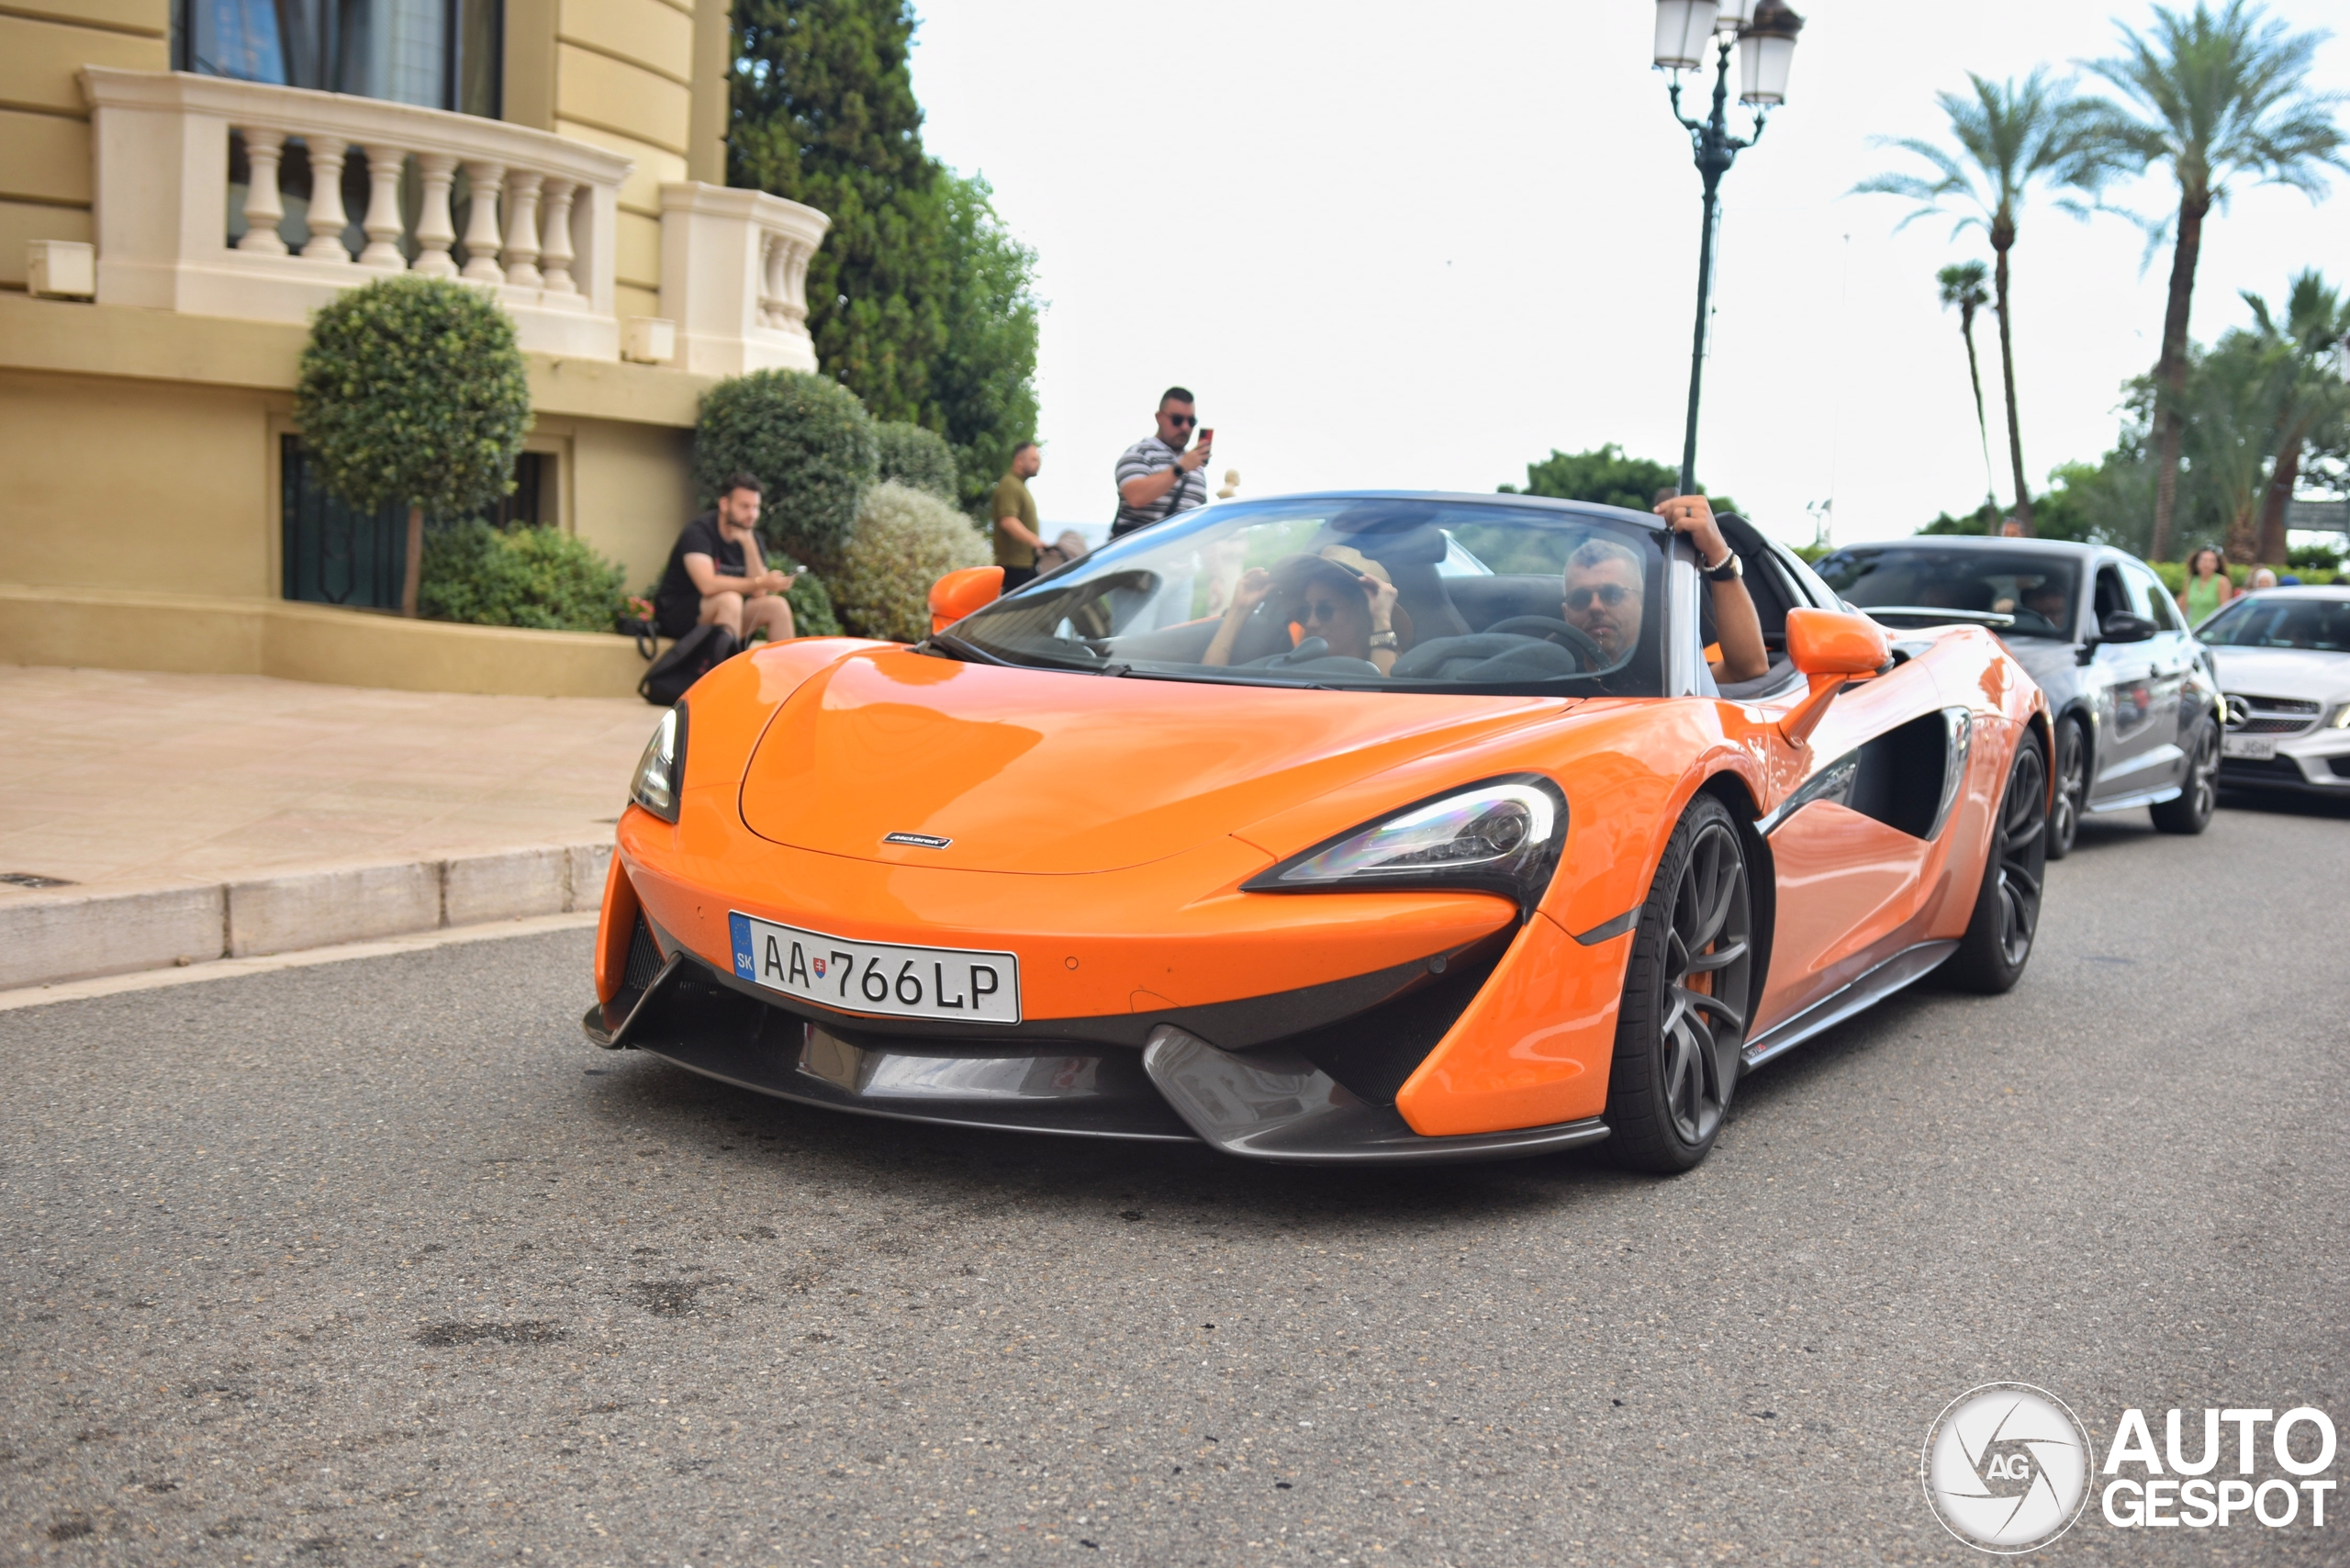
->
[0,666,656,986]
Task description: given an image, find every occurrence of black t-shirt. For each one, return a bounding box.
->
[655,512,748,633]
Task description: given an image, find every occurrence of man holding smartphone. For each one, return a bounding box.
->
[1112,386,1213,537]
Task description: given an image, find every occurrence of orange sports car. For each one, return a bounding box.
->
[586,494,2051,1171]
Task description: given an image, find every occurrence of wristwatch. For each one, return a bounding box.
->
[1369,631,1399,651]
[1702,548,1743,583]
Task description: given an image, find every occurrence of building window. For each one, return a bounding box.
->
[282,436,548,610]
[176,0,500,118]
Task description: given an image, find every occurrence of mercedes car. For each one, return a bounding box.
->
[2197,586,2350,799]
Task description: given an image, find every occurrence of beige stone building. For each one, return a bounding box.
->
[0,0,830,694]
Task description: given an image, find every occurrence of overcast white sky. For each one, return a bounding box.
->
[906,1,2350,545]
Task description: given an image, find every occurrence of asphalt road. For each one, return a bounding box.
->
[6,791,2345,1567]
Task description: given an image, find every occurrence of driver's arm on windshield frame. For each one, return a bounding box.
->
[1657,496,1769,683]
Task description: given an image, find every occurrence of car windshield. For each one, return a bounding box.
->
[1812,546,2081,638]
[939,497,1669,695]
[2197,596,2350,651]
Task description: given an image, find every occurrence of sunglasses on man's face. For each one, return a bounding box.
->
[1165,413,1197,428]
[1565,582,1634,611]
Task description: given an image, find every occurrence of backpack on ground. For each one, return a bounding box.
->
[638,624,738,705]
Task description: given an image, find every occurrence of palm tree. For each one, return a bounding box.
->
[2084,0,2347,563]
[2242,270,2350,562]
[1936,260,2000,522]
[1856,72,2115,534]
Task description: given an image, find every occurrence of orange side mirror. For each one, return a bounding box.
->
[928,566,1004,636]
[1778,608,1891,746]
[1785,607,1890,677]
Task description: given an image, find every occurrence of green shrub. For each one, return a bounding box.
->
[694,370,876,570]
[785,568,843,638]
[296,276,531,613]
[829,481,990,643]
[873,420,958,500]
[420,522,629,632]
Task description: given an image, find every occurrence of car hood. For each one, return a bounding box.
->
[2210,644,2350,700]
[737,647,1566,874]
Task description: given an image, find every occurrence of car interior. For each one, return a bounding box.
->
[1089,513,1670,690]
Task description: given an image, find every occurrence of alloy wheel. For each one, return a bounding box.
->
[1660,819,1753,1148]
[2185,722,2218,822]
[1992,743,2048,968]
[2050,721,2084,858]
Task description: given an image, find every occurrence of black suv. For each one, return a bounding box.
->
[1812,537,2223,857]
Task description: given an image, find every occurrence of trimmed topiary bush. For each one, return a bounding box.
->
[873,420,958,500]
[296,275,532,616]
[829,482,990,643]
[693,370,877,570]
[420,521,629,632]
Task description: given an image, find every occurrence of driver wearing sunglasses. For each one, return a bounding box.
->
[1560,495,1768,682]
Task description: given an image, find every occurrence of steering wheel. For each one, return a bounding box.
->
[1483,615,1605,670]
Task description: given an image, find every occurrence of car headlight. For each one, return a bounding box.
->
[629,704,688,823]
[2332,700,2350,730]
[1242,777,1566,913]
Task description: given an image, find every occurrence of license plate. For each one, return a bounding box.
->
[728,913,1020,1024]
[2222,734,2277,760]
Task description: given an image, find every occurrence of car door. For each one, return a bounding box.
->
[2086,561,2168,803]
[1738,564,1970,1040]
[2122,556,2199,783]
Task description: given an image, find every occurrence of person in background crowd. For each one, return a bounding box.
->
[2178,546,2232,625]
[990,442,1046,590]
[1113,387,1212,537]
[2280,572,2304,586]
[2249,566,2279,591]
[654,473,793,644]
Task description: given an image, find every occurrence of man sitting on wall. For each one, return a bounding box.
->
[655,473,795,644]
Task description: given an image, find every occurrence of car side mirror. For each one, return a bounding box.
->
[928,566,1004,636]
[2098,611,2156,644]
[1778,608,1891,746]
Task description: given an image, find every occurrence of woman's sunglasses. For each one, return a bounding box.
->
[1565,583,1633,610]
[1300,597,1350,624]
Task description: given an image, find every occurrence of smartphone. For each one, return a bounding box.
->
[1198,427,1215,447]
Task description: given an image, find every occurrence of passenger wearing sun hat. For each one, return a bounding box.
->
[1203,546,1410,675]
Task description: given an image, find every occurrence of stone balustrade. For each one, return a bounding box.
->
[657,183,831,375]
[80,67,632,358]
[77,69,829,372]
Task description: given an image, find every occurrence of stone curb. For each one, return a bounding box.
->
[0,843,613,991]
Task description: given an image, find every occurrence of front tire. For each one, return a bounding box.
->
[1605,795,1755,1174]
[2150,715,2219,834]
[1942,728,2047,994]
[2045,717,2085,860]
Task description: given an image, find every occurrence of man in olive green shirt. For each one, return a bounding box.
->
[991,442,1046,589]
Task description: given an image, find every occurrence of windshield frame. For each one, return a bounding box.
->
[930,492,1682,699]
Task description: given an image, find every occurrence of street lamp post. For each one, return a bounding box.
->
[1652,0,1804,495]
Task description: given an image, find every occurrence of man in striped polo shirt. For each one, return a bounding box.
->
[1112,386,1214,537]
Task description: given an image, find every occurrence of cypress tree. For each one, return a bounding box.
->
[731,0,949,428]
[730,0,1044,515]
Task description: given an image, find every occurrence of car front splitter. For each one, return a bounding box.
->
[581,948,1610,1166]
